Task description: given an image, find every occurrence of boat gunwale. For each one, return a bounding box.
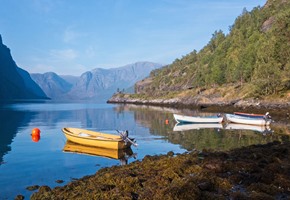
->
[62,127,134,149]
[62,128,125,142]
[233,112,266,118]
[173,114,224,124]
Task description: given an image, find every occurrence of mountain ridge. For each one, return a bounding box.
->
[31,62,163,101]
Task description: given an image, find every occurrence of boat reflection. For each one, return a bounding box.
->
[63,141,137,165]
[225,123,273,134]
[173,123,224,131]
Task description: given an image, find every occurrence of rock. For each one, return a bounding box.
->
[14,195,24,200]
[26,185,39,191]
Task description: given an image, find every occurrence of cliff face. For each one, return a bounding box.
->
[0,35,47,100]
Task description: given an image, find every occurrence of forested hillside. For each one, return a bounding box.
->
[133,0,290,100]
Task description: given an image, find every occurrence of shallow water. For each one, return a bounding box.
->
[0,101,289,199]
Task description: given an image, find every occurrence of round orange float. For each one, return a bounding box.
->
[31,128,41,136]
[31,134,40,142]
[31,128,41,142]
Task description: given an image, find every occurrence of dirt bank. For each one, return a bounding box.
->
[30,141,290,199]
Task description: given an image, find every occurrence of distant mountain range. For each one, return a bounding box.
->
[0,35,48,101]
[0,33,163,102]
[30,62,162,101]
[32,62,162,101]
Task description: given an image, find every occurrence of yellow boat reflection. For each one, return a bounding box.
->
[63,141,136,165]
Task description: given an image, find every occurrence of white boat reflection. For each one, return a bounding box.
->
[225,123,272,134]
[173,123,223,131]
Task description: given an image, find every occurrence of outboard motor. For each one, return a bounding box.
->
[119,130,129,143]
[264,112,271,120]
[124,130,129,137]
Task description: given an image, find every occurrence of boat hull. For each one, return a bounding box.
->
[173,114,223,124]
[62,127,133,149]
[225,114,271,126]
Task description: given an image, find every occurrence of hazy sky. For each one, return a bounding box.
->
[0,0,266,76]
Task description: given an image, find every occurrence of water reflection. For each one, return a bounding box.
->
[115,104,290,152]
[63,141,137,165]
[173,123,224,131]
[225,123,273,134]
[0,109,36,164]
[0,102,289,199]
[0,102,139,166]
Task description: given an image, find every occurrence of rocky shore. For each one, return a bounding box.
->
[107,93,290,119]
[107,94,290,110]
[30,141,290,199]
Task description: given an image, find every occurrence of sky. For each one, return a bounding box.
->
[0,0,266,76]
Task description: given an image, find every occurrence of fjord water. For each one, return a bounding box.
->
[0,101,289,199]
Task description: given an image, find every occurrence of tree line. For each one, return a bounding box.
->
[141,0,290,98]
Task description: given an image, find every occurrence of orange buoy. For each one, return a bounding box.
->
[31,128,41,136]
[31,128,41,142]
[31,134,40,142]
[165,119,169,125]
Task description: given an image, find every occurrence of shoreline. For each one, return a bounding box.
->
[30,141,290,199]
[107,96,290,119]
[107,96,290,110]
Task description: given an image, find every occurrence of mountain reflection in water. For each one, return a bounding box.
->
[0,102,289,199]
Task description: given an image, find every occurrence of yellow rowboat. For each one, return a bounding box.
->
[62,127,137,149]
[63,141,134,160]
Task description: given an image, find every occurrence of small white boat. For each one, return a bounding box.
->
[173,113,224,124]
[225,123,272,133]
[173,123,223,131]
[225,114,271,126]
[234,112,270,119]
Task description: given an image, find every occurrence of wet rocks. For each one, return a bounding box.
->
[26,185,40,191]
[30,141,290,199]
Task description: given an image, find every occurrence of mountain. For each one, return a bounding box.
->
[31,62,162,101]
[126,0,290,101]
[0,35,48,101]
[30,72,74,100]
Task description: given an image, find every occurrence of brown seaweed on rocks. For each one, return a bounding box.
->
[30,141,290,199]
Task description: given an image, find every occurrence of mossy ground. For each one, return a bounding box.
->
[30,141,290,200]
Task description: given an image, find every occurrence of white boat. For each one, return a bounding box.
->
[225,114,271,126]
[173,113,224,124]
[225,123,272,133]
[173,123,223,131]
[233,112,269,119]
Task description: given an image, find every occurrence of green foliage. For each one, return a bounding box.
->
[137,0,290,98]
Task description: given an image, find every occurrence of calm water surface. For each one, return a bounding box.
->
[0,101,289,199]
